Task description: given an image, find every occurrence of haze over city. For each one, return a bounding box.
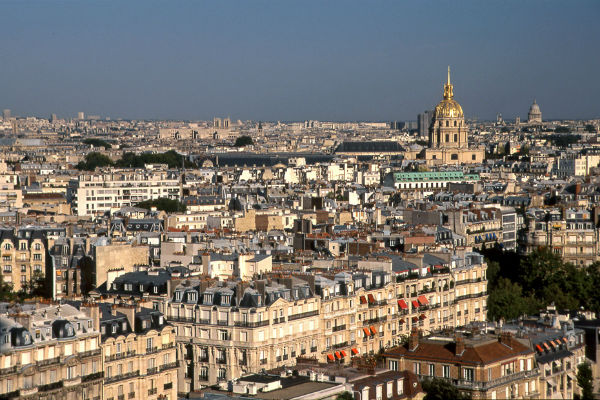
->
[1,0,599,121]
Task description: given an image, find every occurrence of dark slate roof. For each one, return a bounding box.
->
[335,141,405,153]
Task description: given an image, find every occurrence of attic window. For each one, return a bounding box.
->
[125,284,132,291]
[111,325,117,334]
[139,284,144,292]
[153,286,158,294]
[175,292,181,301]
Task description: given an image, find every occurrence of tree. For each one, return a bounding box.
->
[19,270,49,298]
[0,273,16,302]
[422,378,471,400]
[234,136,253,147]
[335,392,354,400]
[584,124,597,133]
[83,138,112,148]
[487,277,536,321]
[76,152,114,170]
[576,362,593,400]
[135,198,186,213]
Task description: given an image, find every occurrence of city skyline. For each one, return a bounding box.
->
[1,0,599,121]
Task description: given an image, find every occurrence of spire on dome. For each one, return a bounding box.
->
[443,66,454,99]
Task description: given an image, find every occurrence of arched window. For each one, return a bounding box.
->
[454,121,457,127]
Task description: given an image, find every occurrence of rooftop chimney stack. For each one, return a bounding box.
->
[408,327,419,351]
[455,336,465,355]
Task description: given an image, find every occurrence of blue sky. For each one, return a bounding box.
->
[1,0,598,121]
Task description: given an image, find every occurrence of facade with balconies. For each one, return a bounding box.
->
[99,303,177,400]
[0,302,103,400]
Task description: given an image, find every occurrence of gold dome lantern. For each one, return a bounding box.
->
[434,66,464,118]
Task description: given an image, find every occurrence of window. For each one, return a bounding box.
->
[414,362,421,375]
[387,381,393,397]
[397,379,404,395]
[218,368,226,380]
[451,153,459,160]
[389,360,398,371]
[463,367,474,381]
[3,243,10,250]
[429,363,435,376]
[34,243,41,251]
[443,365,450,378]
[67,365,76,379]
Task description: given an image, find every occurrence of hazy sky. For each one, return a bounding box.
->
[1,0,599,121]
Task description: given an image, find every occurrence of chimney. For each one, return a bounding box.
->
[455,336,465,356]
[80,302,100,331]
[408,327,419,351]
[115,303,136,330]
[499,331,513,348]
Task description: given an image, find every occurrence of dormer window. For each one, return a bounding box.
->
[112,325,117,334]
[125,283,132,291]
[153,286,158,294]
[158,316,164,325]
[139,284,144,292]
[188,292,197,303]
[3,243,11,250]
[175,291,182,301]
[122,322,127,331]
[204,294,213,304]
[222,295,230,305]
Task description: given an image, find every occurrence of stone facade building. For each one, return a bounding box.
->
[0,302,103,400]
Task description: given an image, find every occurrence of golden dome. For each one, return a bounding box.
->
[434,66,464,118]
[435,99,463,118]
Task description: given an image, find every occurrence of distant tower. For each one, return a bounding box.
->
[2,109,10,120]
[50,113,57,123]
[527,99,542,124]
[418,110,433,138]
[515,116,521,125]
[77,111,85,120]
[258,121,263,132]
[496,113,503,125]
[213,117,222,128]
[223,117,230,128]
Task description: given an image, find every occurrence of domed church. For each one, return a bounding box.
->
[422,67,485,165]
[527,99,542,124]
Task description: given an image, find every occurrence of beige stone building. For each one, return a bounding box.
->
[99,303,177,400]
[0,229,47,292]
[0,303,103,400]
[90,241,149,287]
[165,252,488,391]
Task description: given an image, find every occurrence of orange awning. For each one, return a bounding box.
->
[370,326,377,335]
[549,341,556,347]
[536,344,544,352]
[360,296,367,304]
[341,350,347,357]
[412,317,418,322]
[563,337,568,343]
[351,348,359,355]
[363,327,371,336]
[543,342,551,350]
[417,295,429,306]
[399,318,405,324]
[419,314,427,320]
[411,300,420,308]
[335,351,341,359]
[327,354,334,361]
[398,299,408,310]
[367,294,375,304]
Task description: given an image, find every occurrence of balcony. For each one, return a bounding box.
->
[146,347,159,354]
[81,371,104,383]
[37,356,61,367]
[276,356,281,362]
[288,310,319,321]
[332,324,346,332]
[128,393,135,399]
[106,350,136,362]
[105,370,140,384]
[420,368,540,391]
[198,355,209,362]
[310,346,317,353]
[216,358,227,364]
[64,377,81,387]
[260,359,267,365]
[368,300,387,308]
[168,316,195,323]
[162,343,175,350]
[216,320,229,326]
[38,381,63,392]
[118,395,125,400]
[239,358,247,366]
[199,318,210,324]
[160,362,178,371]
[148,388,158,396]
[147,367,159,375]
[234,320,269,328]
[332,341,348,349]
[79,349,102,358]
[363,316,387,326]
